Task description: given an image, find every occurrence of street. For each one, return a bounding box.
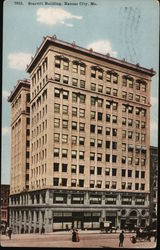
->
[0,230,157,248]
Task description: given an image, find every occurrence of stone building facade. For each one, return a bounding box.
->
[8,35,156,233]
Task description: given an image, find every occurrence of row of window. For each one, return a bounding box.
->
[54,119,146,141]
[54,73,147,101]
[54,58,147,91]
[53,177,146,190]
[32,58,48,86]
[54,89,147,117]
[53,163,145,178]
[53,149,146,166]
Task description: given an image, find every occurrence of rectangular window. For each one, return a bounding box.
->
[54,89,60,98]
[79,123,85,132]
[80,80,85,88]
[54,118,60,128]
[105,168,110,176]
[90,138,95,147]
[113,89,118,96]
[80,94,86,104]
[53,163,59,171]
[122,91,127,99]
[62,164,67,172]
[112,168,117,176]
[97,126,102,134]
[106,127,110,135]
[98,85,103,93]
[91,69,96,78]
[72,135,77,145]
[97,153,102,161]
[106,71,111,82]
[72,150,77,159]
[73,63,78,73]
[53,178,59,186]
[90,166,95,175]
[106,114,110,122]
[79,137,85,146]
[54,103,60,113]
[63,60,69,70]
[62,178,67,186]
[72,92,78,102]
[128,93,133,100]
[62,134,68,143]
[90,124,95,133]
[91,83,96,91]
[72,121,77,130]
[80,65,85,75]
[62,105,68,114]
[62,120,68,129]
[62,149,68,158]
[90,153,95,161]
[72,107,77,116]
[97,112,103,121]
[72,78,78,87]
[79,109,85,118]
[55,58,61,68]
[79,151,84,159]
[55,74,60,82]
[54,133,60,142]
[98,99,103,107]
[63,75,69,84]
[122,169,126,177]
[106,87,111,94]
[71,165,76,173]
[79,165,84,174]
[63,91,69,99]
[112,116,117,124]
[98,70,103,80]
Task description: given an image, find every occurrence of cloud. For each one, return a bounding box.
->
[2,127,10,136]
[36,7,82,27]
[8,52,33,70]
[3,90,10,99]
[151,96,158,106]
[87,40,118,57]
[150,121,158,132]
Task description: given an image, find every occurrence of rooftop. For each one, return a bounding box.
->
[26,35,156,77]
[8,79,30,102]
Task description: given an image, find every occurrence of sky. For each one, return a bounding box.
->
[2,0,159,184]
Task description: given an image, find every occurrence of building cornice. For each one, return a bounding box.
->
[26,35,156,77]
[8,79,30,102]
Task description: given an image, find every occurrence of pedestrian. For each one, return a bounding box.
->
[41,226,45,234]
[154,231,157,242]
[66,224,69,231]
[8,227,12,240]
[76,229,80,242]
[119,230,124,247]
[72,228,76,242]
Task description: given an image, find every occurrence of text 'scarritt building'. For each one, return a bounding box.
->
[8,35,156,233]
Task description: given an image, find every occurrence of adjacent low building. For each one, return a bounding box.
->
[8,35,156,233]
[1,184,10,229]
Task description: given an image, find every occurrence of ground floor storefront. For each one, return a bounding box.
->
[9,188,151,233]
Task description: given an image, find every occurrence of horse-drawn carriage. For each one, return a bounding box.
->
[100,221,118,233]
[130,227,156,243]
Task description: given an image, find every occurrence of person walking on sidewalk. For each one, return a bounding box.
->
[72,229,76,242]
[8,227,12,240]
[119,230,124,247]
[76,229,80,242]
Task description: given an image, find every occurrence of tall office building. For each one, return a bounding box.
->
[8,79,30,195]
[8,35,155,233]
